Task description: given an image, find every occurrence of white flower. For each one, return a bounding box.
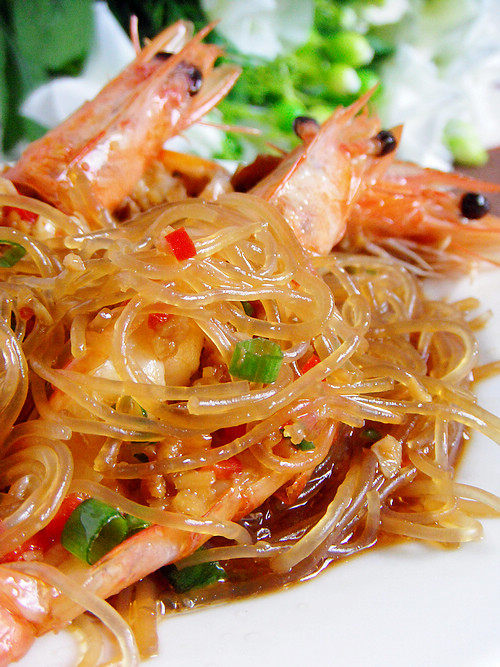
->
[378,45,455,170]
[21,2,135,128]
[202,0,314,60]
[377,0,500,169]
[360,0,410,26]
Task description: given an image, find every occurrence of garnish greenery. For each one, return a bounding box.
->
[0,0,93,152]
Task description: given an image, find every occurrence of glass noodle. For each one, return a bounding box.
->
[0,185,499,665]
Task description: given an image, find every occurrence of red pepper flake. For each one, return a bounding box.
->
[0,493,85,563]
[3,206,38,224]
[19,306,34,321]
[213,457,243,480]
[211,424,246,448]
[148,312,172,331]
[165,227,196,261]
[300,354,320,374]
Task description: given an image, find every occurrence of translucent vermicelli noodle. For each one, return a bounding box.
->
[1,184,499,665]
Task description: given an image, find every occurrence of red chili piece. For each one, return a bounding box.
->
[0,493,85,563]
[165,227,196,261]
[148,312,172,331]
[19,306,34,321]
[211,424,247,448]
[300,354,320,374]
[3,206,38,223]
[213,457,243,480]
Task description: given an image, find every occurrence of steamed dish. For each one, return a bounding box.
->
[1,21,499,666]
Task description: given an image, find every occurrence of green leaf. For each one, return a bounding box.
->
[1,37,44,153]
[11,0,93,73]
[164,558,226,593]
[0,25,6,149]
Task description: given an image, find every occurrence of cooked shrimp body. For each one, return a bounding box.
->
[250,92,396,255]
[6,21,240,221]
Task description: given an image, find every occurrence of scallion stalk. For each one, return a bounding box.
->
[61,498,129,565]
[0,240,27,268]
[164,558,226,593]
[229,338,283,383]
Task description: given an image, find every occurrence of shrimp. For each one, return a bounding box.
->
[245,102,500,262]
[345,162,500,264]
[250,91,394,254]
[5,21,240,224]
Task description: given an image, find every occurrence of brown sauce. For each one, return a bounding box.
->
[156,415,467,616]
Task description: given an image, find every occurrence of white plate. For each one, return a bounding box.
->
[17,270,500,667]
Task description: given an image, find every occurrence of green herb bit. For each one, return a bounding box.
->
[61,498,129,565]
[327,63,361,98]
[115,395,147,417]
[293,438,315,451]
[362,427,381,442]
[229,338,283,384]
[324,31,374,68]
[241,301,255,317]
[0,240,27,268]
[443,119,488,167]
[164,560,226,593]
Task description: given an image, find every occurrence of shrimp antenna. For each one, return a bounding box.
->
[197,120,261,137]
[129,15,141,55]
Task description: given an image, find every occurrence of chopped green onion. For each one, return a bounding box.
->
[124,513,150,535]
[164,559,226,593]
[241,301,255,317]
[61,498,129,565]
[0,240,27,268]
[293,438,315,451]
[229,338,283,383]
[327,63,361,98]
[325,31,374,68]
[115,395,147,417]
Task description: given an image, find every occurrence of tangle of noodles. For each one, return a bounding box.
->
[0,184,499,664]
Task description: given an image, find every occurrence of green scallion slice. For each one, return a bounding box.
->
[293,438,315,451]
[164,559,226,593]
[124,513,150,535]
[241,301,255,317]
[0,240,27,268]
[61,498,129,565]
[229,338,283,383]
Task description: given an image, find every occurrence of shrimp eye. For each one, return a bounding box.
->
[293,116,320,141]
[155,52,174,61]
[460,192,490,219]
[374,130,397,156]
[186,65,203,95]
